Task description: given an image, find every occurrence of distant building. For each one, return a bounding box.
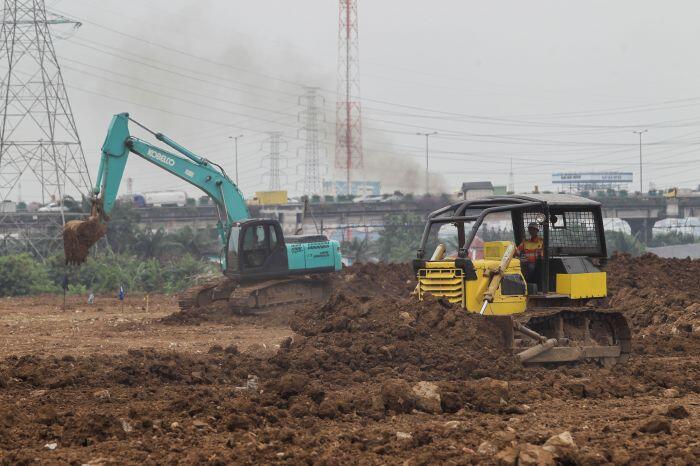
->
[493,185,508,195]
[460,181,494,200]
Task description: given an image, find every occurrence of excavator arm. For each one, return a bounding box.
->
[64,113,249,264]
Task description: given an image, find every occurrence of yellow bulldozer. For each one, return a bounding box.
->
[413,194,631,366]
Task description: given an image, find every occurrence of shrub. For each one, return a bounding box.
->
[0,254,56,296]
[605,231,645,256]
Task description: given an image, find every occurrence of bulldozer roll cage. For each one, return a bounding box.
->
[415,194,608,294]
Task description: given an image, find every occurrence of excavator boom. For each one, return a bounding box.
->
[64,113,248,264]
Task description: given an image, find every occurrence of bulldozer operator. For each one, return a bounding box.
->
[517,222,543,288]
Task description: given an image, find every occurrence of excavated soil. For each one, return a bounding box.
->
[63,217,107,265]
[605,253,700,359]
[1,257,699,465]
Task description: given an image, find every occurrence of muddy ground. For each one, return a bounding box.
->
[0,256,699,465]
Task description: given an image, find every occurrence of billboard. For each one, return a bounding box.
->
[322,180,381,196]
[552,172,633,184]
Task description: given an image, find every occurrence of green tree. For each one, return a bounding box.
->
[136,259,165,294]
[340,237,375,264]
[46,251,213,295]
[0,254,55,296]
[162,254,214,293]
[105,204,141,254]
[164,226,217,259]
[375,212,425,263]
[604,231,645,256]
[647,231,699,247]
[132,228,168,259]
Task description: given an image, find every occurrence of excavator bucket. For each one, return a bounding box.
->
[63,216,107,265]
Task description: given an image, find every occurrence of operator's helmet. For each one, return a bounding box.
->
[527,222,539,232]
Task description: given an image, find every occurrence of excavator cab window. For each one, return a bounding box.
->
[269,226,278,250]
[227,220,290,278]
[242,224,269,268]
[227,226,242,273]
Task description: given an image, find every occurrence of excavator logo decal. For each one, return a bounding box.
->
[147,148,175,167]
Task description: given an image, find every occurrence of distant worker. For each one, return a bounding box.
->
[118,284,125,311]
[87,290,95,305]
[517,222,543,286]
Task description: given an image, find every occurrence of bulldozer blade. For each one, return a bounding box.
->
[63,216,107,265]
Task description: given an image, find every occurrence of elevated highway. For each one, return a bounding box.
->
[2,195,698,249]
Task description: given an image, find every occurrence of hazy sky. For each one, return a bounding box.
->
[10,0,700,200]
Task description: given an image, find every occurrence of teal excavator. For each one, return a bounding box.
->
[64,113,342,312]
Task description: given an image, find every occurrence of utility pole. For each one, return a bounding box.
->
[228,134,243,185]
[632,129,647,195]
[508,157,515,194]
[417,132,437,195]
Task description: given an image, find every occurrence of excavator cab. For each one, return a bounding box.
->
[217,218,341,310]
[413,194,630,366]
[225,218,342,280]
[226,219,289,278]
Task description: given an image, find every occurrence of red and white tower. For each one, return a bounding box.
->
[335,0,363,195]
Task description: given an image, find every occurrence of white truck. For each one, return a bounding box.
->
[143,190,188,207]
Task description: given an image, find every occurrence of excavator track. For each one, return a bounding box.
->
[178,276,330,315]
[228,277,330,314]
[178,278,238,312]
[509,307,632,366]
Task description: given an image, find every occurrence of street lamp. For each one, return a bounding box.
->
[632,129,647,195]
[417,131,438,195]
[228,134,244,185]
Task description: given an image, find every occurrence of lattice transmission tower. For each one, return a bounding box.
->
[0,0,90,205]
[298,87,326,196]
[262,131,286,191]
[335,0,363,195]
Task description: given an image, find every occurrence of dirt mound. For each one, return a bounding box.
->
[238,262,524,421]
[328,262,416,297]
[163,262,416,325]
[276,292,517,385]
[1,339,698,464]
[2,255,700,464]
[161,299,297,329]
[606,253,700,336]
[160,299,234,325]
[0,349,264,390]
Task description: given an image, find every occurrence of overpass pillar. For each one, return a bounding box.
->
[627,218,653,243]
